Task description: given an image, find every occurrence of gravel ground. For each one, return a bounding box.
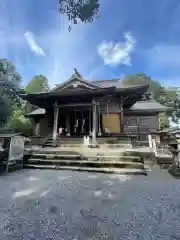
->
[0,167,180,239]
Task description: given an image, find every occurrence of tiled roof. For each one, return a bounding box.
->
[129,100,172,112]
[92,79,125,88]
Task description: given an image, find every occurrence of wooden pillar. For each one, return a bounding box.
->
[98,102,101,135]
[66,115,70,136]
[120,97,124,133]
[92,98,97,144]
[89,108,91,134]
[137,116,140,141]
[81,111,84,133]
[53,102,59,140]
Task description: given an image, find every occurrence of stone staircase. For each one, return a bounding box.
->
[43,137,84,148]
[42,136,132,148]
[23,148,150,175]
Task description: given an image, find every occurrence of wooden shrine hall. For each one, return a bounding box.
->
[21,69,171,144]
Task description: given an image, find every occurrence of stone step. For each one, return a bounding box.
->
[43,144,132,148]
[31,154,142,162]
[32,150,83,155]
[105,144,132,148]
[23,164,148,175]
[59,144,84,147]
[28,158,145,169]
[43,143,58,148]
[33,154,82,160]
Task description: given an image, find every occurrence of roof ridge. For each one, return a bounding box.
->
[92,79,120,82]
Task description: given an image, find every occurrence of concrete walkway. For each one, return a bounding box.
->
[0,167,180,239]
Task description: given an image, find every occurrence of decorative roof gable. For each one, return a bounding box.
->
[50,68,100,92]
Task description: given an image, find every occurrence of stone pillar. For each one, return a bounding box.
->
[148,134,153,148]
[152,138,158,157]
[92,98,97,144]
[53,102,59,140]
[35,122,40,136]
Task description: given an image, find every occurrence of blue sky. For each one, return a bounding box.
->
[1,0,180,88]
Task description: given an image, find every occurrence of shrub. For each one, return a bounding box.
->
[7,108,34,136]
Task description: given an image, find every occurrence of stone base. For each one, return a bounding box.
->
[168,166,180,178]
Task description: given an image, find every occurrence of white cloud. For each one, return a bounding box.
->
[97,32,136,67]
[24,31,45,56]
[0,2,119,88]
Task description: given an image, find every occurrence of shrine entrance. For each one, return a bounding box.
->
[70,110,91,136]
[57,108,93,136]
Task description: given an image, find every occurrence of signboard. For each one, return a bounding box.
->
[8,136,25,162]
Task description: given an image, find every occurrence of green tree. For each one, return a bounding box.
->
[7,107,33,136]
[25,74,49,93]
[0,59,22,124]
[0,59,21,86]
[123,73,163,98]
[123,73,179,128]
[25,74,50,113]
[59,0,100,30]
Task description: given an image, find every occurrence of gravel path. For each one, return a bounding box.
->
[0,167,180,239]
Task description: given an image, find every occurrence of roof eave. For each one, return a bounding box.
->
[21,87,116,99]
[125,107,173,113]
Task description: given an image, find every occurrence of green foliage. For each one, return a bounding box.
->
[59,0,100,30]
[123,73,180,128]
[0,97,12,125]
[7,107,33,136]
[25,74,50,113]
[0,59,21,87]
[123,73,162,97]
[6,74,50,136]
[0,59,22,124]
[25,74,49,93]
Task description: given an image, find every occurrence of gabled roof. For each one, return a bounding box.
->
[50,69,100,92]
[128,100,173,112]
